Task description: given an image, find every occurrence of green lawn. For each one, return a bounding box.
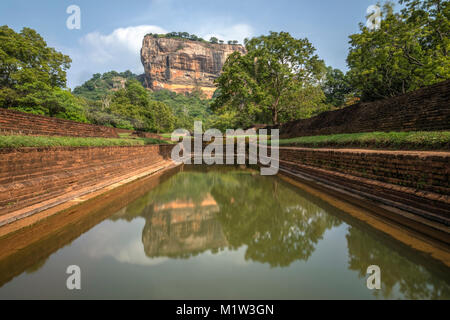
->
[160,133,173,139]
[0,135,171,148]
[273,131,450,150]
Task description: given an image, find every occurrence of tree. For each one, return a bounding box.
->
[321,67,354,107]
[212,31,326,125]
[0,26,73,115]
[109,79,175,133]
[110,79,153,131]
[347,1,449,101]
[73,70,139,100]
[150,101,175,133]
[209,37,219,44]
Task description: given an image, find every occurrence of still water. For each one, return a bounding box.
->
[0,166,449,299]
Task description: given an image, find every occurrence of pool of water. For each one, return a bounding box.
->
[0,166,449,299]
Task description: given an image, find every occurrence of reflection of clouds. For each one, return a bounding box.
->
[108,239,168,267]
[83,218,168,267]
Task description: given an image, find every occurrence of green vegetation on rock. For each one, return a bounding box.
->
[145,32,239,45]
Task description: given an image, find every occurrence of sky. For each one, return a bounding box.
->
[0,0,385,89]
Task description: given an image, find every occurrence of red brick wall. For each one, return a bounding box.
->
[273,80,450,138]
[278,148,449,194]
[0,109,119,138]
[273,147,450,224]
[0,144,174,215]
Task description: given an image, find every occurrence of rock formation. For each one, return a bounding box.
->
[141,36,247,98]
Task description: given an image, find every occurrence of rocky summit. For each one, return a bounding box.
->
[140,36,247,98]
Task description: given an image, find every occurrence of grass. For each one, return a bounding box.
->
[160,133,173,139]
[273,131,450,150]
[118,132,133,138]
[0,135,171,148]
[5,131,447,150]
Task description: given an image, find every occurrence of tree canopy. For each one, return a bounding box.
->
[321,67,354,108]
[347,0,449,101]
[0,25,80,118]
[212,31,326,126]
[73,70,138,101]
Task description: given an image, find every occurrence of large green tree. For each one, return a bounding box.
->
[321,67,354,107]
[110,79,154,131]
[150,101,175,133]
[110,79,175,133]
[0,26,73,115]
[212,31,326,126]
[347,1,449,101]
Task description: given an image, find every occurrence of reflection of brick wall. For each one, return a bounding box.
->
[0,109,119,138]
[275,147,449,224]
[0,144,174,215]
[273,80,450,138]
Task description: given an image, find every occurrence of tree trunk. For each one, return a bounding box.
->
[272,109,278,125]
[272,97,280,125]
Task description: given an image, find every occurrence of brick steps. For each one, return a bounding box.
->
[0,145,174,216]
[0,150,166,182]
[280,160,449,220]
[264,146,450,231]
[279,148,450,195]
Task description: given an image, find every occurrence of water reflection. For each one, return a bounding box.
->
[111,168,342,266]
[107,166,449,299]
[0,166,448,299]
[346,227,450,299]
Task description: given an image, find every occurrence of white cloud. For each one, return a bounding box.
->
[80,25,166,62]
[67,25,166,88]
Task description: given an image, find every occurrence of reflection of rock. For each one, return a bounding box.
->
[142,194,228,258]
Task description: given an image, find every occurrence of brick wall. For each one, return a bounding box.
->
[0,144,174,215]
[271,146,450,225]
[278,148,449,194]
[0,108,119,138]
[273,80,450,138]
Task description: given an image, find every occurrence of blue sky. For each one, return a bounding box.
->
[0,0,386,88]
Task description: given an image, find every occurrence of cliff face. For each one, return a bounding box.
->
[141,36,247,98]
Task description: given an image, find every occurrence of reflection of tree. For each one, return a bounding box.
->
[111,168,342,267]
[346,227,450,299]
[210,174,342,267]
